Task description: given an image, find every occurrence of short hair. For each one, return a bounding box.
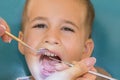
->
[21,0,29,32]
[21,0,95,38]
[83,0,95,38]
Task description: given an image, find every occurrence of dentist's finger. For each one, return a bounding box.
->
[46,57,96,80]
[63,57,96,80]
[76,67,97,80]
[0,24,6,36]
[0,18,12,43]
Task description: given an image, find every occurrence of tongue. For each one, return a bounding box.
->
[40,56,59,78]
[42,56,58,70]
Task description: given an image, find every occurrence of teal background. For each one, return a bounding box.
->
[0,0,120,80]
[91,0,120,79]
[0,0,30,80]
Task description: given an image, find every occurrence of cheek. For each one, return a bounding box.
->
[63,38,84,61]
[21,32,43,57]
[23,31,42,49]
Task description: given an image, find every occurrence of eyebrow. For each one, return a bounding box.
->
[30,16,79,29]
[62,19,79,29]
[30,17,47,22]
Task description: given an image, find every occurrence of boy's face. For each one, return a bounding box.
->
[19,0,94,79]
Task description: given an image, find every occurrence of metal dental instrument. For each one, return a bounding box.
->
[5,31,46,54]
[49,57,117,80]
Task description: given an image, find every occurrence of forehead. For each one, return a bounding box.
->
[27,0,87,25]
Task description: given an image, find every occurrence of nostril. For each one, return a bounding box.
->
[45,40,59,45]
[54,42,58,44]
[45,41,49,43]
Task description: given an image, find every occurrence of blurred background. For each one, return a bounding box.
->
[0,0,120,79]
[92,0,120,79]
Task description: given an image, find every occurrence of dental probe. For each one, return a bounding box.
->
[49,57,117,80]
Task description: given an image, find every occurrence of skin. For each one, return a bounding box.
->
[0,0,96,80]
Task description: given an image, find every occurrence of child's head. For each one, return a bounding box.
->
[21,0,94,38]
[18,0,95,79]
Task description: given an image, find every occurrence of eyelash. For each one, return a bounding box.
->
[32,23,47,28]
[61,26,75,32]
[32,24,75,32]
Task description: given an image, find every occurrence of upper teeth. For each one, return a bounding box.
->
[44,52,57,57]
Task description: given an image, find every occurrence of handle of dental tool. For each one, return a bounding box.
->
[68,63,117,80]
[5,31,37,53]
[88,71,117,80]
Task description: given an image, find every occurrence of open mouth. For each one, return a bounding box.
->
[39,49,62,78]
[41,51,61,61]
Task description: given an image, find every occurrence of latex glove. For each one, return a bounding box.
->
[0,18,12,43]
[45,57,96,80]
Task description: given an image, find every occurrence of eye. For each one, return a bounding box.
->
[61,26,75,32]
[32,23,47,29]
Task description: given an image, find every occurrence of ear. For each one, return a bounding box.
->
[82,39,94,59]
[18,31,25,55]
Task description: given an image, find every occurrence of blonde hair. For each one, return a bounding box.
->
[21,0,95,38]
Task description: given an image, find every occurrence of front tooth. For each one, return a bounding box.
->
[54,54,57,56]
[51,53,54,56]
[45,52,48,56]
[45,52,47,55]
[46,52,50,56]
[44,51,57,57]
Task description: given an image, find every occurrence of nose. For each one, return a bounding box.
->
[43,30,60,45]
